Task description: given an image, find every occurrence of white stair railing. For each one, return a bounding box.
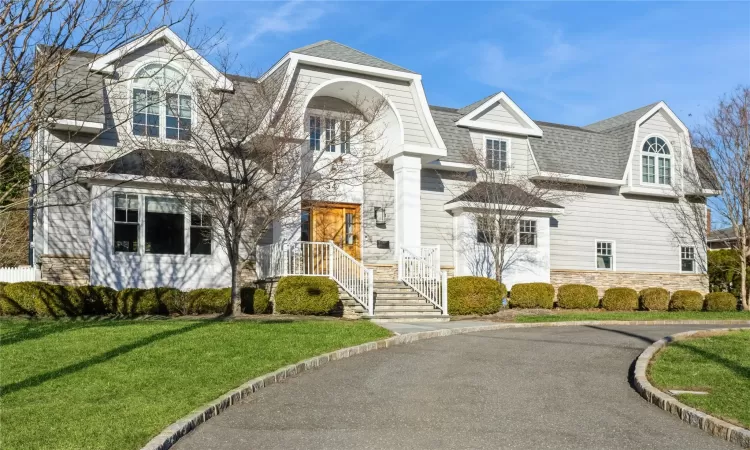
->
[256,241,374,316]
[398,246,448,315]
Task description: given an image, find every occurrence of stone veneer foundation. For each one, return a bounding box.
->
[40,255,90,286]
[550,269,708,295]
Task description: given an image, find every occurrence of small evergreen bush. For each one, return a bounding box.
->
[509,282,554,309]
[704,292,737,312]
[275,276,339,315]
[447,276,506,315]
[639,287,670,311]
[242,287,271,314]
[601,287,638,311]
[117,287,178,315]
[2,282,68,316]
[670,290,703,311]
[556,284,599,309]
[185,288,231,315]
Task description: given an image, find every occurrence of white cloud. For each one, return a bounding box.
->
[240,0,326,47]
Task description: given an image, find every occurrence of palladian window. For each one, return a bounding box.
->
[641,136,671,185]
[132,64,192,141]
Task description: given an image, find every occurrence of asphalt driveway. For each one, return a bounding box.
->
[174,324,745,449]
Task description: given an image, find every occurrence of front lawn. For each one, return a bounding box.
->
[513,310,750,323]
[0,318,391,450]
[648,329,750,428]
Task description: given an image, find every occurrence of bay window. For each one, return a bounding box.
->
[114,193,139,253]
[145,197,184,255]
[519,220,537,246]
[190,201,212,255]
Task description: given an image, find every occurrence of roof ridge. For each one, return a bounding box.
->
[429,104,459,112]
[291,39,414,73]
[289,39,332,54]
[584,101,661,131]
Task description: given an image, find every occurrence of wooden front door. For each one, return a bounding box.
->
[305,202,361,260]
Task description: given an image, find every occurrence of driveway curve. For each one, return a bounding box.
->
[174,324,746,450]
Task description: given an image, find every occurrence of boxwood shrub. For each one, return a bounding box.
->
[1,282,69,316]
[183,288,230,315]
[275,276,339,315]
[556,284,599,309]
[670,290,703,311]
[704,292,737,312]
[447,276,506,315]
[509,282,554,309]
[63,285,118,315]
[601,287,638,311]
[639,287,670,311]
[242,287,271,314]
[117,287,179,316]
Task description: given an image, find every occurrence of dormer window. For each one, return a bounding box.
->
[641,136,671,184]
[485,137,509,170]
[132,64,191,141]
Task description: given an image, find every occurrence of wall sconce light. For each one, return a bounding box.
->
[374,207,386,225]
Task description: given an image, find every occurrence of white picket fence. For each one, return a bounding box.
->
[0,266,41,283]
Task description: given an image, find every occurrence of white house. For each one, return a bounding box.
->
[32,27,718,318]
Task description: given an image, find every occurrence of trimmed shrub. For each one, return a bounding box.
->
[639,287,670,311]
[0,282,21,315]
[557,284,599,309]
[670,290,704,311]
[509,282,554,309]
[185,288,230,315]
[275,276,339,315]
[242,287,271,314]
[447,276,506,315]
[117,287,178,315]
[91,286,118,313]
[704,292,737,312]
[601,287,638,311]
[2,282,69,316]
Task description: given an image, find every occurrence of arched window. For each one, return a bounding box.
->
[132,64,191,140]
[641,136,671,184]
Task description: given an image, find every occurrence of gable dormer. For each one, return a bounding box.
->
[455,92,543,138]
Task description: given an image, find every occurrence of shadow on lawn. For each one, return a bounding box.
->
[0,317,166,347]
[670,338,750,381]
[0,319,216,396]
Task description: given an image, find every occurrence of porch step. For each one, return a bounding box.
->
[337,279,446,320]
[370,315,450,323]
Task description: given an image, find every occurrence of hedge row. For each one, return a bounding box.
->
[0,282,269,317]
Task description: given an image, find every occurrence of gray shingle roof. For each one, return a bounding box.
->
[79,149,234,182]
[290,40,415,74]
[447,182,563,209]
[583,102,659,132]
[707,227,735,243]
[429,106,473,163]
[692,147,721,190]
[43,49,106,124]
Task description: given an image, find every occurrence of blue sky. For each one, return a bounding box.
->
[178,1,750,128]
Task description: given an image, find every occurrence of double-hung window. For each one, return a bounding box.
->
[114,193,140,253]
[309,116,321,151]
[190,201,212,255]
[166,93,192,140]
[325,118,337,152]
[344,213,355,245]
[476,216,494,244]
[681,246,695,272]
[340,120,351,153]
[486,138,508,170]
[641,137,671,185]
[133,89,160,137]
[499,219,516,244]
[519,220,537,246]
[596,241,614,270]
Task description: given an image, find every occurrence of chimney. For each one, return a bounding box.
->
[707,208,712,234]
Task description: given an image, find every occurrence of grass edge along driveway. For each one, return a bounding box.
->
[648,329,750,428]
[0,318,391,450]
[513,310,750,323]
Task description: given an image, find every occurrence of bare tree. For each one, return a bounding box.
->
[0,0,201,263]
[455,145,581,285]
[140,66,388,315]
[692,86,750,310]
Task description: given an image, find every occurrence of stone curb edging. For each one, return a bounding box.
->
[633,328,750,448]
[143,319,750,450]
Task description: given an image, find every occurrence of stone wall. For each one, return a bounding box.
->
[40,255,90,286]
[550,270,708,296]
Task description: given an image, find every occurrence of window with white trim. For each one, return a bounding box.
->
[596,241,614,270]
[519,220,536,246]
[340,120,351,153]
[132,64,192,140]
[485,138,508,170]
[114,193,139,253]
[641,136,671,184]
[190,201,212,255]
[325,118,337,152]
[145,197,184,255]
[476,216,493,244]
[681,246,695,272]
[309,116,321,151]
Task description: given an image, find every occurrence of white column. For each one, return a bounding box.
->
[393,154,422,252]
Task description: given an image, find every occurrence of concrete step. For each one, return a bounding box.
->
[374,305,439,312]
[369,315,449,323]
[343,299,430,306]
[375,293,425,300]
[371,309,442,316]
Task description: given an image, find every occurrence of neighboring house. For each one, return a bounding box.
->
[708,228,737,250]
[32,27,719,316]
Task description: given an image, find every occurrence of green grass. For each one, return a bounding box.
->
[648,329,750,428]
[514,310,750,323]
[0,318,391,450]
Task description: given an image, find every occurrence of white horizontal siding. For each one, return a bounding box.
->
[420,169,468,267]
[632,110,687,189]
[550,186,701,273]
[474,101,525,128]
[362,164,396,263]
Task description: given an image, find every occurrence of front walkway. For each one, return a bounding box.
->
[174,324,745,449]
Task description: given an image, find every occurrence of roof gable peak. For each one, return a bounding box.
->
[454,91,543,137]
